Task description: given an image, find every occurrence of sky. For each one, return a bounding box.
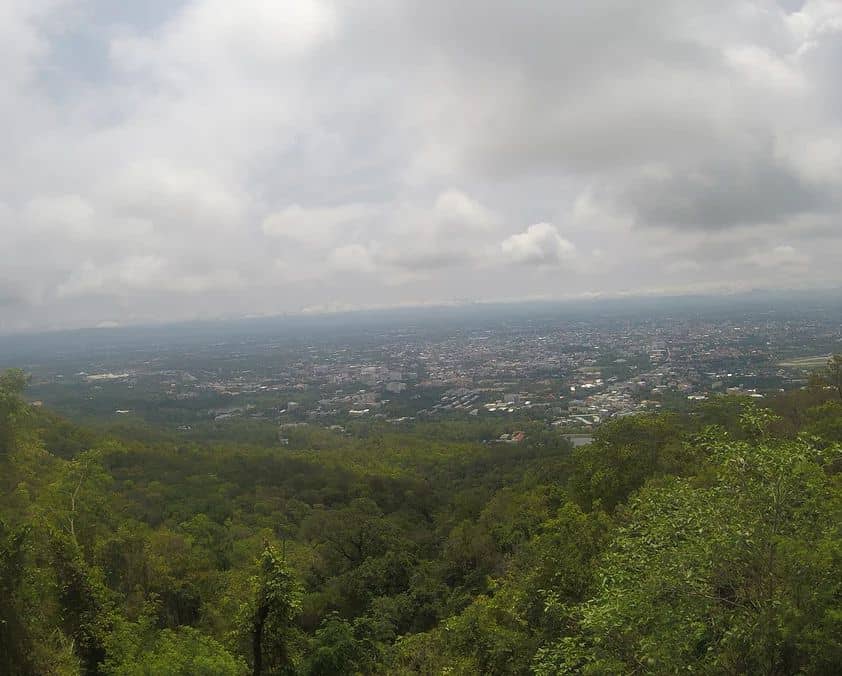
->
[2,0,841,333]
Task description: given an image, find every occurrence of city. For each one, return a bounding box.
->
[8,296,841,441]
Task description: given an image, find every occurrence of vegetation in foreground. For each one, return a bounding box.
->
[1,361,841,674]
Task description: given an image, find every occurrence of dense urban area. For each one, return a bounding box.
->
[9,298,842,440]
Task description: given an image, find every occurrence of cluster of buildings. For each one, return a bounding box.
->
[25,307,841,433]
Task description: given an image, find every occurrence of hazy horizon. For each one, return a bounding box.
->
[2,286,840,350]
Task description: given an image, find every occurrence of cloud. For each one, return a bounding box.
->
[500,223,576,266]
[433,190,497,231]
[110,0,338,74]
[397,1,842,231]
[24,194,96,238]
[57,256,166,298]
[617,153,832,229]
[262,203,370,245]
[1,0,842,331]
[283,190,500,280]
[744,244,810,268]
[57,256,244,298]
[327,244,376,274]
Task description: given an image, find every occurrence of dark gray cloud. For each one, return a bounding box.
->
[619,153,833,229]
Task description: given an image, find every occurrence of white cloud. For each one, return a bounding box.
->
[57,256,243,298]
[57,256,165,298]
[433,190,497,231]
[744,244,810,268]
[262,203,370,246]
[24,194,95,238]
[500,223,576,266]
[110,0,338,75]
[725,45,806,93]
[327,244,376,273]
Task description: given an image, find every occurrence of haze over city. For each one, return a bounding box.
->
[3,0,842,333]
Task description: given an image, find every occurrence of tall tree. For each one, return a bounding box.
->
[0,369,28,457]
[0,521,36,675]
[51,533,115,675]
[250,544,302,676]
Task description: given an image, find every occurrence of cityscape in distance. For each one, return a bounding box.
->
[6,291,840,444]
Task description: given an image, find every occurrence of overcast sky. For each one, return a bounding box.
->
[2,0,841,332]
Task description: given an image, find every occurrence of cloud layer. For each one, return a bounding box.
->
[1,0,841,331]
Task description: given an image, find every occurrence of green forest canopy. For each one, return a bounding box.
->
[1,365,841,674]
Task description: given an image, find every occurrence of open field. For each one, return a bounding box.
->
[778,355,831,369]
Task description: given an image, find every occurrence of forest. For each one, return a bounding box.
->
[1,364,841,675]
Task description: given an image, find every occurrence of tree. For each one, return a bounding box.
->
[536,416,842,674]
[301,499,396,574]
[51,532,115,675]
[303,613,369,676]
[0,521,36,675]
[568,414,690,511]
[103,618,247,676]
[0,369,28,457]
[392,502,611,675]
[248,544,302,676]
[45,450,114,555]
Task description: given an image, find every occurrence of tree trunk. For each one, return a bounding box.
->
[252,603,268,676]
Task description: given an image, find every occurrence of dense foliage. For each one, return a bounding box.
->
[1,366,841,674]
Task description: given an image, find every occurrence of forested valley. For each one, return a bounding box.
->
[1,366,841,675]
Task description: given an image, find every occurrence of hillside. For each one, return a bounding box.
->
[1,368,841,674]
